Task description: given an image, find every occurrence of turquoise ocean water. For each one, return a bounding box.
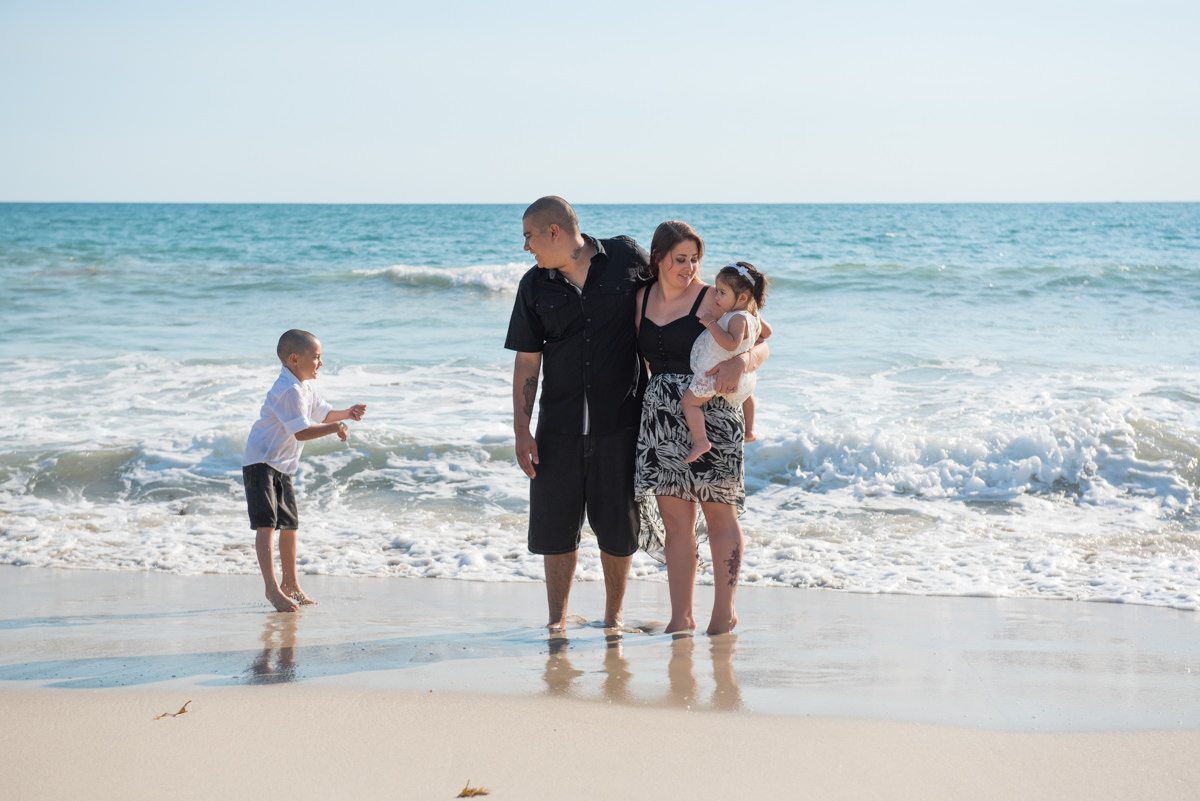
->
[1,202,1198,608]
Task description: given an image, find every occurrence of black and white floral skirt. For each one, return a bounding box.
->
[635,372,745,561]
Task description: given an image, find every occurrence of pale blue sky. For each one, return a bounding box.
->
[1,0,1196,203]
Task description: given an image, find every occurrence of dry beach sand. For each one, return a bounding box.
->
[1,565,1198,800]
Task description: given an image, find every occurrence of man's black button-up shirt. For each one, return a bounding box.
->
[505,234,650,436]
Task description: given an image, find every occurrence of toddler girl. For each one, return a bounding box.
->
[684,262,771,462]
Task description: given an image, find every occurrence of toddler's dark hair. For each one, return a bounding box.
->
[715,262,768,310]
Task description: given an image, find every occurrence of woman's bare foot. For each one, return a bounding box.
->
[266,588,298,613]
[744,431,757,442]
[685,440,712,463]
[282,584,318,605]
[665,615,696,635]
[706,611,738,636]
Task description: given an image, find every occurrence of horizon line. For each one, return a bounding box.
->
[2,199,1198,207]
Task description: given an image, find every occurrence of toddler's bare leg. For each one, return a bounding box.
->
[278,529,317,605]
[255,527,299,612]
[743,395,757,442]
[682,389,713,463]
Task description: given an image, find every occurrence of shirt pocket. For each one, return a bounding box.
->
[534,291,578,340]
[593,278,632,297]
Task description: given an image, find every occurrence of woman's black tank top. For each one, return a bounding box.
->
[638,283,709,376]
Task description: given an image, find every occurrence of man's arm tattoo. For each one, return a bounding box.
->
[522,376,537,418]
[726,544,741,587]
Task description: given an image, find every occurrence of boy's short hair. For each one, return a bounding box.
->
[277,329,318,362]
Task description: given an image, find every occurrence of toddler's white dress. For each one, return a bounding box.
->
[688,310,761,404]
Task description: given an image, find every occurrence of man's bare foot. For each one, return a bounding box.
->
[549,613,589,631]
[745,431,757,442]
[266,588,298,613]
[685,440,712,463]
[549,613,588,633]
[285,588,318,605]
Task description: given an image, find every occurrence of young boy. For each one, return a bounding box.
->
[243,329,366,612]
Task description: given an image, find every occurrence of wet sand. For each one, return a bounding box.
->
[2,565,1199,799]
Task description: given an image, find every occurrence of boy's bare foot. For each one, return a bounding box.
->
[285,588,318,605]
[685,440,712,463]
[266,588,299,613]
[745,431,757,442]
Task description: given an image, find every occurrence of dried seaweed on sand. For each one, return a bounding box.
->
[457,779,489,797]
[153,700,192,720]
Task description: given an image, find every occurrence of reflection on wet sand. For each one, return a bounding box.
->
[543,630,635,700]
[708,634,742,711]
[603,632,634,703]
[248,613,298,684]
[241,609,742,706]
[542,634,583,696]
[540,628,742,710]
[668,634,698,708]
[667,633,743,711]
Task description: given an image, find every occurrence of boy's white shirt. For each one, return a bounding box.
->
[243,366,334,475]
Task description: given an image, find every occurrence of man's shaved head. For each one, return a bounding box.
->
[277,329,319,363]
[522,196,579,235]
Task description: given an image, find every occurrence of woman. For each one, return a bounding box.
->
[634,221,767,635]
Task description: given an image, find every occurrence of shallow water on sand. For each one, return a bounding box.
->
[1,567,1198,731]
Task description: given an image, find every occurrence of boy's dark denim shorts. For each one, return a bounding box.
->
[242,463,299,531]
[527,427,639,557]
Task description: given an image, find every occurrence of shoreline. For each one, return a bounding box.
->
[2,564,1197,731]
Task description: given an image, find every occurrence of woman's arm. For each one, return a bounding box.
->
[705,339,769,395]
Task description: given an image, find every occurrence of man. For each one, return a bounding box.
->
[505,196,648,630]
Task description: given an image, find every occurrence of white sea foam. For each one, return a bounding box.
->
[1,349,1197,610]
[3,202,1199,611]
[353,263,528,292]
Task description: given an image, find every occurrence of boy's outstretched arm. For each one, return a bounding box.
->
[325,404,367,422]
[295,421,349,442]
